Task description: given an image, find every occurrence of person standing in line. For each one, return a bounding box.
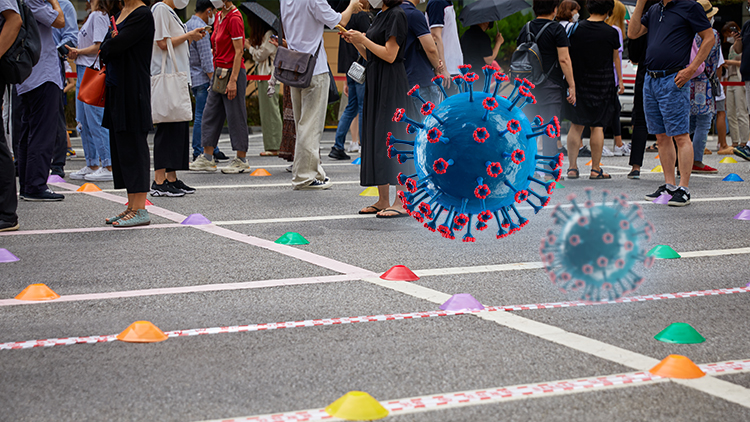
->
[67,0,118,183]
[731,3,750,161]
[150,0,204,197]
[279,0,360,190]
[629,0,714,206]
[190,0,251,174]
[330,4,372,160]
[245,13,282,157]
[50,0,77,179]
[724,22,748,153]
[186,0,226,162]
[401,0,442,117]
[99,0,154,226]
[426,0,460,94]
[0,0,22,231]
[460,21,503,88]
[604,0,628,157]
[15,0,66,202]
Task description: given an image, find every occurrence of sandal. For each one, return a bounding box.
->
[566,168,579,179]
[646,144,658,153]
[358,205,383,215]
[590,168,612,179]
[106,209,131,225]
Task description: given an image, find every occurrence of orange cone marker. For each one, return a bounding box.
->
[649,354,705,379]
[585,159,592,166]
[116,321,168,343]
[250,168,271,176]
[77,183,102,192]
[15,283,60,301]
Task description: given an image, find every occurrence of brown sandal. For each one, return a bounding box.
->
[590,168,611,179]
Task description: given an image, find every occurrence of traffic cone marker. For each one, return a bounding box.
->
[15,283,60,301]
[651,165,663,173]
[125,199,154,206]
[733,210,750,220]
[47,175,65,183]
[250,168,271,176]
[652,193,671,205]
[360,187,379,197]
[723,173,744,182]
[380,265,419,281]
[647,245,681,259]
[324,391,389,421]
[116,321,168,343]
[720,157,738,164]
[440,293,485,312]
[275,232,309,245]
[0,248,20,263]
[77,183,102,192]
[654,323,706,344]
[181,213,211,225]
[585,159,592,166]
[351,157,361,165]
[649,355,705,379]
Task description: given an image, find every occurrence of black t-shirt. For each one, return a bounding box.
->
[337,11,373,74]
[461,25,492,74]
[517,18,569,86]
[741,20,750,81]
[402,1,434,86]
[641,0,710,70]
[569,20,620,72]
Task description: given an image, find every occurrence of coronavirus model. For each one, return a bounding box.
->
[389,64,564,242]
[540,188,656,301]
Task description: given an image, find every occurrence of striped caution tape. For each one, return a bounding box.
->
[2,287,748,351]
[206,360,750,422]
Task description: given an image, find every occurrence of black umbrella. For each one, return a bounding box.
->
[239,2,281,34]
[458,0,531,27]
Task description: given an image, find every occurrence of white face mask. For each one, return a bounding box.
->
[571,13,579,22]
[207,13,214,26]
[368,0,383,9]
[173,0,188,10]
[728,36,735,43]
[210,0,224,10]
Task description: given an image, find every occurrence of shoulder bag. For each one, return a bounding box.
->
[274,42,321,88]
[151,39,192,124]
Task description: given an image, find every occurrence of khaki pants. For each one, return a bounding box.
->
[728,81,749,145]
[290,73,329,189]
[258,80,282,151]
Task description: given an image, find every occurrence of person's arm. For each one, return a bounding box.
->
[336,0,361,29]
[57,1,77,48]
[156,29,204,50]
[431,27,451,86]
[247,31,276,64]
[557,46,575,104]
[418,33,440,72]
[344,30,400,64]
[726,59,741,67]
[67,41,100,59]
[733,31,742,54]
[484,32,503,65]
[100,10,150,61]
[225,37,243,100]
[675,28,714,88]
[615,49,624,94]
[0,9,22,57]
[627,0,648,40]
[48,0,65,29]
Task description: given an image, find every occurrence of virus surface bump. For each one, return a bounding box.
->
[540,191,655,301]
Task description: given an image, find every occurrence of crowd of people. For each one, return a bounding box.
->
[1,0,750,231]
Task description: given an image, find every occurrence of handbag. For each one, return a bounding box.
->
[273,42,321,88]
[347,60,365,85]
[151,39,192,124]
[327,65,339,104]
[211,67,232,94]
[77,57,106,108]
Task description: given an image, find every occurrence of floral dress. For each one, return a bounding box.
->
[690,29,721,116]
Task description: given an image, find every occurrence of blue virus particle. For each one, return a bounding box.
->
[540,188,656,301]
[389,64,564,241]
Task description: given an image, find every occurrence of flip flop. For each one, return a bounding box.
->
[358,205,383,215]
[376,209,409,218]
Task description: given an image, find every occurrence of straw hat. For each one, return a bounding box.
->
[698,0,718,19]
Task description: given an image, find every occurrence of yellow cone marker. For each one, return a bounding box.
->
[116,321,168,343]
[15,283,60,301]
[77,183,102,192]
[651,165,663,173]
[360,187,379,197]
[325,391,389,421]
[649,354,705,379]
[720,157,738,164]
[250,168,271,176]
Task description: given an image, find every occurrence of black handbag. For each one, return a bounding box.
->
[273,42,321,89]
[327,65,339,104]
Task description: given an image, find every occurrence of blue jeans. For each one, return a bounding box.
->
[333,75,365,151]
[643,73,690,137]
[76,64,110,167]
[690,113,712,162]
[191,83,222,157]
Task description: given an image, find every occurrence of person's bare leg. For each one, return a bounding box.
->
[673,133,693,188]
[154,169,166,184]
[236,151,246,159]
[614,135,624,148]
[203,146,215,157]
[350,115,359,144]
[566,124,584,176]
[656,133,677,186]
[717,110,728,149]
[590,127,610,177]
[166,170,177,183]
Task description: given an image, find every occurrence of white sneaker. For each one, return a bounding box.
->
[601,146,615,157]
[84,167,113,181]
[614,144,631,156]
[189,154,217,172]
[220,157,250,174]
[347,142,361,153]
[70,166,96,180]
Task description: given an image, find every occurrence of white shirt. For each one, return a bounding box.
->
[425,4,463,75]
[76,11,109,69]
[280,0,340,76]
[151,2,191,85]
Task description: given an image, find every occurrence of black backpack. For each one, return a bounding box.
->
[0,0,41,85]
[510,21,555,85]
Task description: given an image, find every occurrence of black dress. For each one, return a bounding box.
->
[100,6,155,193]
[565,20,620,127]
[361,6,413,186]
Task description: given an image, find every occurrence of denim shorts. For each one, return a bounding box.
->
[643,73,690,136]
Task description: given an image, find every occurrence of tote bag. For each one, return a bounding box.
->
[151,39,192,124]
[77,62,106,108]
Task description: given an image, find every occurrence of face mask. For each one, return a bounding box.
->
[207,13,214,25]
[572,13,579,22]
[368,0,383,8]
[173,0,188,10]
[728,36,735,43]
[210,0,224,10]
[710,17,714,26]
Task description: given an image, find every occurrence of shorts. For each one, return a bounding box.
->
[643,73,690,136]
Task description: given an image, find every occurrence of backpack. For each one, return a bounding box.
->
[0,0,41,85]
[510,21,555,85]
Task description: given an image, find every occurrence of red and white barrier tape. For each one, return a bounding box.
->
[211,360,750,422]
[3,286,748,352]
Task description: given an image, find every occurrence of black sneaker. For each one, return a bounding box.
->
[328,147,351,160]
[627,170,640,180]
[668,187,690,207]
[644,184,673,201]
[50,167,65,177]
[23,189,64,202]
[150,181,185,197]
[578,145,592,157]
[214,150,229,161]
[0,220,19,232]
[169,179,196,194]
[734,145,750,161]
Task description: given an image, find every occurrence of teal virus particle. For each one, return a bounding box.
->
[540,188,656,301]
[390,64,563,241]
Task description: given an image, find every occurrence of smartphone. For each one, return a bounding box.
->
[271,34,278,40]
[204,26,212,34]
[334,24,347,32]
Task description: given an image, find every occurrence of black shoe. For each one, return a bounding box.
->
[557,146,568,156]
[734,145,750,161]
[668,187,690,207]
[150,181,185,197]
[23,189,64,202]
[0,220,19,232]
[627,170,640,179]
[50,167,65,177]
[578,146,592,157]
[193,154,200,162]
[644,184,673,201]
[328,147,350,160]
[214,151,229,161]
[169,179,196,194]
